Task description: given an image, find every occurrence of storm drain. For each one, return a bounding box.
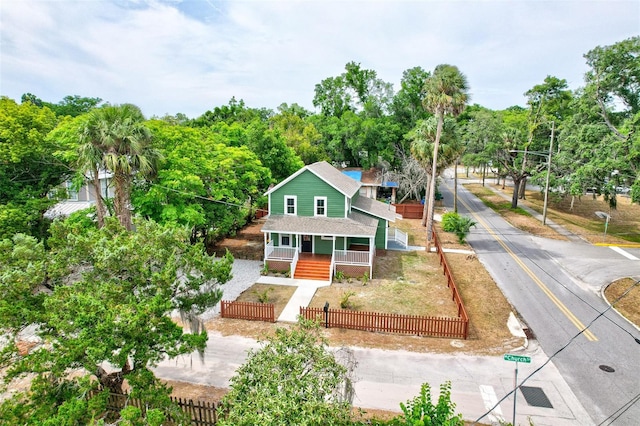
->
[520,386,553,408]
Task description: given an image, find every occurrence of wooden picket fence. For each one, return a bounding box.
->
[432,228,470,331]
[88,389,221,425]
[300,307,468,338]
[220,300,275,322]
[300,228,469,339]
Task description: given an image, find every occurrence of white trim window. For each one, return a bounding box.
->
[285,195,297,215]
[280,234,292,247]
[314,196,327,217]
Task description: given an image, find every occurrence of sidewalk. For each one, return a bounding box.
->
[154,332,594,426]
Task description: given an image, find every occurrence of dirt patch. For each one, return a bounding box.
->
[310,250,458,317]
[235,284,297,318]
[209,219,266,260]
[604,277,640,326]
[163,379,228,403]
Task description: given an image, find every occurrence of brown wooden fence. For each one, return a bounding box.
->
[300,228,469,339]
[220,300,275,322]
[300,306,468,338]
[88,389,221,425]
[392,203,424,219]
[432,228,469,337]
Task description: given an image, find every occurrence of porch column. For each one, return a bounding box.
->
[369,236,374,278]
[264,233,268,261]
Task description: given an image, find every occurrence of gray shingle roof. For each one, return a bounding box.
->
[265,161,361,197]
[307,161,361,197]
[261,213,378,237]
[352,196,396,222]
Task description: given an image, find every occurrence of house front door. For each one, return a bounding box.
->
[301,235,312,253]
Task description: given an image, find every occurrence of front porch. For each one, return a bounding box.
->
[263,241,373,281]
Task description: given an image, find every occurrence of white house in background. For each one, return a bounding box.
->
[340,167,398,203]
[45,171,114,219]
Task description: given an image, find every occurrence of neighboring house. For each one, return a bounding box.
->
[341,167,398,203]
[261,161,396,281]
[45,171,114,219]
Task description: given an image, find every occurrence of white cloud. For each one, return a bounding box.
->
[1,0,638,118]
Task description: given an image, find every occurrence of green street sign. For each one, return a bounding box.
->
[504,354,531,363]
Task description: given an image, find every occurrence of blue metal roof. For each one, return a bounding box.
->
[342,170,362,181]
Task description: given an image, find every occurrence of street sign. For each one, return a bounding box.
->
[504,354,531,363]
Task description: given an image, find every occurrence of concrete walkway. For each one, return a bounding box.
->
[256,275,330,322]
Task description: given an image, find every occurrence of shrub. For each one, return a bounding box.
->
[334,270,345,282]
[398,381,463,426]
[260,262,269,276]
[255,287,273,304]
[441,212,476,244]
[340,291,356,309]
[441,212,459,232]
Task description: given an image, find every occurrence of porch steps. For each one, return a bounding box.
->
[294,259,331,281]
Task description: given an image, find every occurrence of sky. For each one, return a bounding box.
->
[1,0,638,119]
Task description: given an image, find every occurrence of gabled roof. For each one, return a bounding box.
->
[265,161,361,198]
[352,196,396,222]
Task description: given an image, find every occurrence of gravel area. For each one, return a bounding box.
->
[200,259,263,320]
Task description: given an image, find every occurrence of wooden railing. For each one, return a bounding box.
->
[431,228,469,335]
[264,242,296,261]
[388,227,408,247]
[290,250,299,277]
[220,300,275,322]
[300,307,468,339]
[334,249,369,265]
[88,389,221,425]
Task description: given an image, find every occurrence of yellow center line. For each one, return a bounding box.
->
[455,191,597,341]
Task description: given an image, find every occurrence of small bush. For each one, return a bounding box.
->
[334,270,345,282]
[260,262,269,276]
[441,212,477,244]
[255,287,273,304]
[361,272,369,285]
[340,290,356,309]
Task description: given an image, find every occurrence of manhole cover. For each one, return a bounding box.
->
[520,386,553,408]
[599,365,615,373]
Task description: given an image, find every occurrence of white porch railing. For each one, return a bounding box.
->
[334,249,370,265]
[264,242,296,260]
[329,253,335,282]
[388,227,408,248]
[290,250,299,277]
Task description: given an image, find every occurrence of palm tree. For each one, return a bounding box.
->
[409,117,463,226]
[422,64,469,249]
[78,104,160,230]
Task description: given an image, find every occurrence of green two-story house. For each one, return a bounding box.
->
[261,161,396,281]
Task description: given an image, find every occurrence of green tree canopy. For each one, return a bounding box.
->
[0,97,69,240]
[136,120,272,243]
[0,218,233,424]
[218,320,355,426]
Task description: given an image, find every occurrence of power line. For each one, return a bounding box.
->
[472,279,640,425]
[598,392,640,426]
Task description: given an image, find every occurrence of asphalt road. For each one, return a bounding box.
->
[441,177,640,426]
